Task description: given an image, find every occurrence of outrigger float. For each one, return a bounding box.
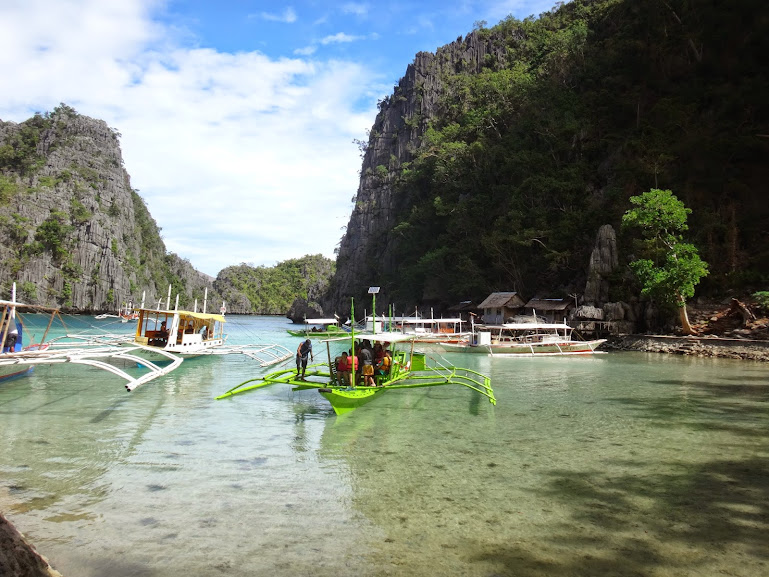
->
[0,298,183,390]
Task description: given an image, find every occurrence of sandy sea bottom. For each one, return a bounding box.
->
[1,315,768,576]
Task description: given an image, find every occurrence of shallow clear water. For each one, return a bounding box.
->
[1,315,768,576]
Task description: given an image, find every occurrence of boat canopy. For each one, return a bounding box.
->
[401,317,464,325]
[139,308,226,323]
[493,322,572,330]
[303,318,339,324]
[323,331,417,344]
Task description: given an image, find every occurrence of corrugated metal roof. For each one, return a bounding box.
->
[478,292,524,309]
[524,298,571,311]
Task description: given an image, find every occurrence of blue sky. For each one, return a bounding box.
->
[0,0,556,276]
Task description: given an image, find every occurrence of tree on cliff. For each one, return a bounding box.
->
[622,188,708,334]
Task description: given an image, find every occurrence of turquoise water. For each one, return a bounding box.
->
[1,315,768,576]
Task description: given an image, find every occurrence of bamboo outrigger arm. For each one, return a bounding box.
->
[0,344,183,392]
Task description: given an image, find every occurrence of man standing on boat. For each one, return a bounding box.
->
[296,339,313,380]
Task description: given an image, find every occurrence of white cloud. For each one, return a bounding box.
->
[320,32,364,45]
[257,7,298,23]
[341,3,369,17]
[0,0,377,277]
[293,45,317,56]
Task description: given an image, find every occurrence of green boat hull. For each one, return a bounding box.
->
[318,387,383,415]
[286,327,348,338]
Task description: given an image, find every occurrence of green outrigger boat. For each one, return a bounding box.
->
[286,318,349,338]
[215,331,496,415]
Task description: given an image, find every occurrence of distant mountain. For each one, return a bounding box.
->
[327,0,769,315]
[215,255,335,315]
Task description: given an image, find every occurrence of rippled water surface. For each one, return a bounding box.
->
[1,315,768,576]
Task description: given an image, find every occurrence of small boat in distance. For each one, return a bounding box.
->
[95,298,139,322]
[287,318,348,338]
[439,322,606,356]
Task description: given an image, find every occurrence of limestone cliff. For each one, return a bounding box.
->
[327,0,769,318]
[0,105,221,312]
[328,29,508,311]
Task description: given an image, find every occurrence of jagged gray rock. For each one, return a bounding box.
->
[584,224,618,305]
[603,302,626,321]
[286,298,323,324]
[574,305,604,320]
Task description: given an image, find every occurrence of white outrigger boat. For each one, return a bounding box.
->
[0,284,292,391]
[130,306,293,368]
[439,322,606,356]
[1,297,183,390]
[399,317,471,344]
[94,299,139,322]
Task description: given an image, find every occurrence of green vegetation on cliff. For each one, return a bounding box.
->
[375,0,768,308]
[216,255,335,315]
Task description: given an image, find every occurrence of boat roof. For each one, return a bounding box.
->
[137,308,226,323]
[303,318,339,324]
[401,317,464,324]
[485,322,573,330]
[323,331,417,344]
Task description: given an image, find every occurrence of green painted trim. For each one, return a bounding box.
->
[286,327,348,338]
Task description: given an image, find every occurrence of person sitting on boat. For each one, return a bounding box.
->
[153,321,168,345]
[376,349,391,378]
[336,351,352,386]
[296,339,313,380]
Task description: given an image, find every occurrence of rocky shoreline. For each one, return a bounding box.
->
[603,334,769,362]
[0,513,61,577]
